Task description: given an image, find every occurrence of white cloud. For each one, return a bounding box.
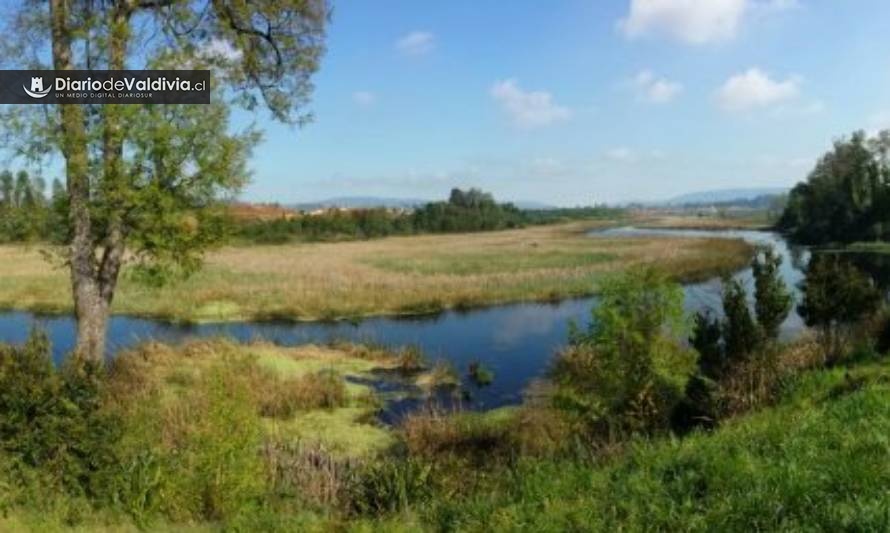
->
[716,68,800,112]
[631,70,683,103]
[352,91,376,107]
[619,0,797,45]
[395,31,435,56]
[490,79,571,129]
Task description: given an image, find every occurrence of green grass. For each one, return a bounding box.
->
[399,357,890,532]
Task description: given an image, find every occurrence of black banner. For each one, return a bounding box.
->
[0,70,210,104]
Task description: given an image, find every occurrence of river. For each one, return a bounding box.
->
[0,227,840,420]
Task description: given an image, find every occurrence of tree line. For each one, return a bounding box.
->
[779,130,890,244]
[237,187,620,243]
[0,170,68,243]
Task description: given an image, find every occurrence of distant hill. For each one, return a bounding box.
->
[665,187,787,206]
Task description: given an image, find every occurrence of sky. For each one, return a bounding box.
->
[11,0,890,207]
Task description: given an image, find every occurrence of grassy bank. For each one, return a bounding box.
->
[386,355,890,532]
[0,221,753,322]
[4,335,890,531]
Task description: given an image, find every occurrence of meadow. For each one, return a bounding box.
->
[0,220,752,322]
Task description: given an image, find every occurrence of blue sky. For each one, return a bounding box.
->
[31,0,890,206]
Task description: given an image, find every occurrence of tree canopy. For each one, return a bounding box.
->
[0,0,329,359]
[779,130,890,244]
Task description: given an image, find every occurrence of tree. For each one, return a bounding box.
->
[689,311,723,379]
[13,171,30,208]
[798,254,882,364]
[1,0,328,359]
[780,130,890,244]
[0,171,12,207]
[721,278,761,364]
[553,267,695,437]
[751,246,792,340]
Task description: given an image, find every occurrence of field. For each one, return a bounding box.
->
[632,212,773,230]
[0,221,753,322]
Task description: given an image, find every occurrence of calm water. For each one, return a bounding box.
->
[0,228,830,420]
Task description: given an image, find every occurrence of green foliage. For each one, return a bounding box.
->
[798,254,883,363]
[467,361,494,387]
[554,267,694,438]
[0,330,118,497]
[689,311,723,379]
[419,367,890,532]
[0,170,66,243]
[751,246,793,339]
[234,190,624,244]
[779,129,890,244]
[349,458,434,516]
[686,251,792,424]
[721,278,762,364]
[109,364,267,523]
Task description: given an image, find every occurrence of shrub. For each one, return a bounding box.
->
[553,267,695,440]
[798,254,883,364]
[752,245,793,340]
[721,278,762,364]
[348,458,433,516]
[0,330,118,497]
[467,361,494,387]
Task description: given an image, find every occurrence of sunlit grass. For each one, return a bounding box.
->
[109,339,398,457]
[0,220,753,322]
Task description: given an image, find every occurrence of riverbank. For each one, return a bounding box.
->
[0,221,753,323]
[4,333,890,531]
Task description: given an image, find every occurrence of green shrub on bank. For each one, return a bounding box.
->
[553,267,695,440]
[0,330,117,499]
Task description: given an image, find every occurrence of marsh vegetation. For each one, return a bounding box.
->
[0,221,752,322]
[1,246,889,531]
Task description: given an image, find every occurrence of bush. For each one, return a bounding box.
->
[348,458,433,516]
[553,267,695,440]
[0,330,118,497]
[798,254,883,364]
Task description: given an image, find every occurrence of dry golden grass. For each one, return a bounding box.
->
[0,220,753,321]
[632,213,771,230]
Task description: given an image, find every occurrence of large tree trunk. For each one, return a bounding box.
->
[51,0,107,360]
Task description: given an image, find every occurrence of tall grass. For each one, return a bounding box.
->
[0,221,753,322]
